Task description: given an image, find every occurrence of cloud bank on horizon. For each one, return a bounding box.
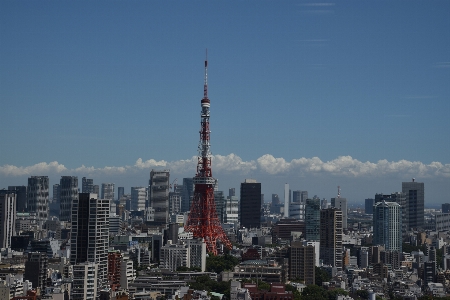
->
[1,154,449,179]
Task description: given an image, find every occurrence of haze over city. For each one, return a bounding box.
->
[1,1,449,205]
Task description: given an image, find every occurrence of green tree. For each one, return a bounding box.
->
[206,254,239,274]
[315,267,331,286]
[302,284,328,300]
[285,284,302,300]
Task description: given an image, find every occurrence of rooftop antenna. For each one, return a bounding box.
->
[204,49,208,99]
[337,186,341,198]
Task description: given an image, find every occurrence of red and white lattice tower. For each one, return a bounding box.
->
[184,54,232,255]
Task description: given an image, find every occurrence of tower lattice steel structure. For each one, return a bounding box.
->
[185,55,232,255]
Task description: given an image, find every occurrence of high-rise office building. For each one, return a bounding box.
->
[71,193,109,290]
[117,187,124,202]
[290,191,307,220]
[289,242,315,285]
[181,178,194,213]
[293,190,308,203]
[320,208,343,271]
[7,186,26,213]
[331,197,347,229]
[229,188,235,198]
[240,179,261,229]
[375,192,408,235]
[0,190,16,248]
[52,183,60,203]
[442,203,450,214]
[214,191,226,223]
[149,170,170,224]
[27,176,49,224]
[305,198,320,241]
[284,184,290,218]
[169,185,182,215]
[224,196,239,223]
[365,198,375,214]
[271,194,281,214]
[131,187,146,211]
[373,201,402,252]
[60,176,78,222]
[402,179,424,230]
[24,252,48,291]
[82,177,94,193]
[101,183,115,201]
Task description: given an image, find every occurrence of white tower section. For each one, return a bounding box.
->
[284,183,290,218]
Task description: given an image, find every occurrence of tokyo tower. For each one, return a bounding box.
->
[184,54,233,255]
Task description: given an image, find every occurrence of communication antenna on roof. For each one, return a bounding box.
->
[337,186,341,198]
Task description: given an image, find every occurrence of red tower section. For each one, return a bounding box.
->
[185,55,233,255]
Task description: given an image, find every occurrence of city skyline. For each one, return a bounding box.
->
[1,1,449,205]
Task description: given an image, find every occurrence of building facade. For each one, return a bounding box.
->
[331,197,347,229]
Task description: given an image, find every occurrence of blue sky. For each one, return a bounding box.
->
[1,1,449,205]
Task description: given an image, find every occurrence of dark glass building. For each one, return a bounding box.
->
[240,179,261,229]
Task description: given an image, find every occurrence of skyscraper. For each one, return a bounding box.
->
[365,198,375,214]
[375,192,408,236]
[320,208,343,271]
[289,242,315,285]
[402,179,424,230]
[131,187,146,211]
[331,196,347,229]
[229,188,235,198]
[284,183,290,218]
[149,170,170,224]
[181,178,194,213]
[117,187,125,202]
[82,177,94,193]
[60,176,78,222]
[0,190,16,248]
[240,179,261,229]
[71,193,109,290]
[442,203,450,214]
[101,183,115,201]
[27,176,49,224]
[7,186,26,213]
[373,201,402,253]
[305,198,320,241]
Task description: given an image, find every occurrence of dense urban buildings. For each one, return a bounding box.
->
[331,196,347,229]
[239,179,262,229]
